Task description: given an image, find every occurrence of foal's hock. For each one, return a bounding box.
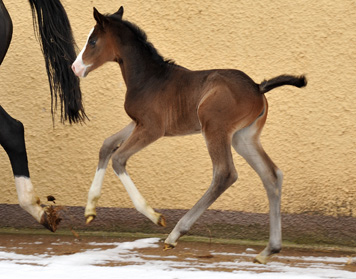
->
[72,6,307,264]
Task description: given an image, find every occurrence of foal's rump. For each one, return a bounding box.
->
[200,69,307,96]
[202,69,260,94]
[196,69,306,134]
[196,69,265,134]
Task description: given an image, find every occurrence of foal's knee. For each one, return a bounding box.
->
[99,138,117,161]
[111,153,126,174]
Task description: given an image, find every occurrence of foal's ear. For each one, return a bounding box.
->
[114,6,124,19]
[93,7,108,26]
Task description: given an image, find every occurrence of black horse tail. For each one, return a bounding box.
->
[259,75,307,94]
[28,0,87,124]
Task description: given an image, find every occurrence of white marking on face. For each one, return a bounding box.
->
[72,28,94,77]
[15,176,44,222]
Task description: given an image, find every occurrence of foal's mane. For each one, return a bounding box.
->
[108,14,176,66]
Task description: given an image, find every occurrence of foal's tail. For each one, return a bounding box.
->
[259,75,307,94]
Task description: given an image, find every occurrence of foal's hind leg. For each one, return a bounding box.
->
[110,124,166,226]
[232,113,283,264]
[85,122,135,223]
[164,131,237,248]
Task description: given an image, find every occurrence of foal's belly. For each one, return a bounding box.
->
[163,116,202,137]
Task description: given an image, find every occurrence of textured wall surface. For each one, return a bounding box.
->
[1,0,356,220]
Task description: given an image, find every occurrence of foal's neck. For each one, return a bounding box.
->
[116,41,171,92]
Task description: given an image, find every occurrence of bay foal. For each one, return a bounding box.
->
[72,7,307,264]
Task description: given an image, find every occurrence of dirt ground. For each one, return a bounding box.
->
[0,228,356,274]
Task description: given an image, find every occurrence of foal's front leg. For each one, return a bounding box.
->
[110,124,166,226]
[85,122,136,223]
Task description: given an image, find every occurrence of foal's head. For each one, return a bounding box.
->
[72,7,124,77]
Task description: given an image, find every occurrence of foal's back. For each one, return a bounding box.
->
[151,66,264,137]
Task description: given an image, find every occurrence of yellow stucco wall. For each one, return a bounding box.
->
[1,0,356,218]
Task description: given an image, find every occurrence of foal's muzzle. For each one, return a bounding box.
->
[71,61,88,77]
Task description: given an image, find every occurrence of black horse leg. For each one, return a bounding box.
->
[0,107,29,177]
[0,1,59,231]
[0,107,60,231]
[0,107,40,217]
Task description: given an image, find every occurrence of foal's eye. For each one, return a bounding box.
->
[89,39,97,47]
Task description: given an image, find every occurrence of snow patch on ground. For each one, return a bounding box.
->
[0,238,355,279]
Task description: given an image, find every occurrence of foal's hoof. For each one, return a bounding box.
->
[163,243,176,251]
[40,206,62,232]
[86,215,96,225]
[346,257,356,265]
[253,254,268,264]
[157,214,166,227]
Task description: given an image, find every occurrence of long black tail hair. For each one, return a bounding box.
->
[28,0,87,123]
